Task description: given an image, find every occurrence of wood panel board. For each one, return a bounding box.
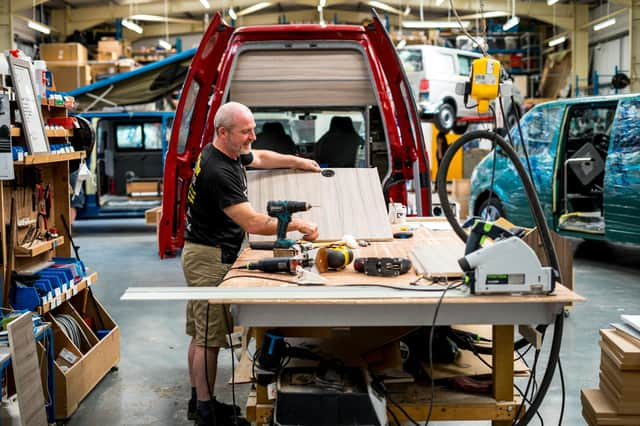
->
[7,313,48,426]
[581,388,640,425]
[411,243,464,279]
[600,329,640,370]
[247,169,392,242]
[121,283,582,305]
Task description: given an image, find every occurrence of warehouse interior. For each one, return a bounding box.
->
[0,0,639,425]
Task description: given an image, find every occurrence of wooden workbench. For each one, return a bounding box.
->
[218,222,584,425]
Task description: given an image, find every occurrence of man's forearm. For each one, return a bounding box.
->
[252,149,303,169]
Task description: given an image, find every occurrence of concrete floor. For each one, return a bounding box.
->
[64,218,640,425]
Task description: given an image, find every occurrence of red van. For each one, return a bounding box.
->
[158,11,431,257]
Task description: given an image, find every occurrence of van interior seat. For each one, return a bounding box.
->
[253,122,297,155]
[314,116,363,168]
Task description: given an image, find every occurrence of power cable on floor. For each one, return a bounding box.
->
[425,281,454,425]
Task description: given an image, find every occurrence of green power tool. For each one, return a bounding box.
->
[267,200,314,249]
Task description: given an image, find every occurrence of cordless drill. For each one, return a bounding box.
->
[267,200,314,249]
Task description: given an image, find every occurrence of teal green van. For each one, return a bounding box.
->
[470,94,640,244]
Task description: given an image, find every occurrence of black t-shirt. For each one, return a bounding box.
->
[184,144,254,254]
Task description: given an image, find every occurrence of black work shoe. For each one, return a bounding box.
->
[213,399,241,418]
[215,415,250,426]
[188,398,197,420]
[195,411,216,426]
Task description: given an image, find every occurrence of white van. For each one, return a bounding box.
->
[398,45,522,133]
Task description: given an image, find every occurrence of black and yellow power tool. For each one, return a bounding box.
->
[315,245,354,273]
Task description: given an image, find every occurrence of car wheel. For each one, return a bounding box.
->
[434,103,455,132]
[478,197,505,221]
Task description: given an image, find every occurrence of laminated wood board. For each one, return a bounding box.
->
[601,351,640,394]
[599,371,640,415]
[600,329,640,370]
[410,243,464,279]
[7,313,48,426]
[581,388,640,425]
[247,169,392,242]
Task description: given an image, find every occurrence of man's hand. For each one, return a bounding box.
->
[296,219,319,241]
[296,157,321,172]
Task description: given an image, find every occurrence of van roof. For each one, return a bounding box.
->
[235,24,365,35]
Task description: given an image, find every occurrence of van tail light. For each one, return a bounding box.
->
[419,78,430,102]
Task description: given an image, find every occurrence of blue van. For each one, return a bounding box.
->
[470,94,640,244]
[74,111,174,219]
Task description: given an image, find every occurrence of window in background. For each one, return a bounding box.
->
[116,124,143,149]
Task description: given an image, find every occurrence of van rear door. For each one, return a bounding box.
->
[158,12,234,257]
[365,12,431,215]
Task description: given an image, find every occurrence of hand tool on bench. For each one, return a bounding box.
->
[249,200,316,255]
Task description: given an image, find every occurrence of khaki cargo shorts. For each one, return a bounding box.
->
[182,241,234,347]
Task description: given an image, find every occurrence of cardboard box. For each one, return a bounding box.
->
[91,62,117,81]
[49,64,92,92]
[98,39,122,55]
[145,206,162,225]
[97,51,118,62]
[40,43,88,65]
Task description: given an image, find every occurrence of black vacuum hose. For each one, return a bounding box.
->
[434,129,564,425]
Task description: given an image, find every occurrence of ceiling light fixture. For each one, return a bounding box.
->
[435,0,445,6]
[403,20,470,28]
[548,35,566,46]
[28,20,51,34]
[547,0,560,5]
[199,0,210,8]
[503,16,520,30]
[368,1,405,15]
[593,18,615,31]
[236,2,272,17]
[131,14,165,21]
[228,7,237,20]
[130,14,198,23]
[122,19,143,34]
[458,11,508,19]
[503,0,519,31]
[158,39,172,50]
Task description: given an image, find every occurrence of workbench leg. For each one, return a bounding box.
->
[492,324,514,426]
[253,327,270,426]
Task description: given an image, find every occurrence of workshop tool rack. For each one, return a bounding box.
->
[1,94,120,420]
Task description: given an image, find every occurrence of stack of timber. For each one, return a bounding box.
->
[581,328,640,425]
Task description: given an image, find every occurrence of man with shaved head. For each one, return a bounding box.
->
[183,102,320,425]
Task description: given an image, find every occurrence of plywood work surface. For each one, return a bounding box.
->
[247,168,392,242]
[215,222,585,306]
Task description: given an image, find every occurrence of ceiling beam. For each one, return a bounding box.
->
[127,22,206,40]
[9,0,48,14]
[49,0,585,38]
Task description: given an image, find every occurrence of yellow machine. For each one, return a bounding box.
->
[470,57,501,114]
